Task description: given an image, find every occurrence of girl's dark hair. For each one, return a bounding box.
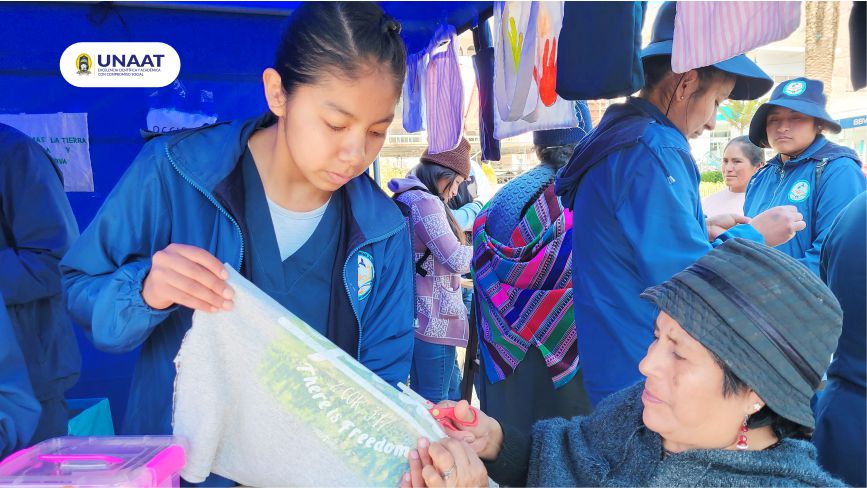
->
[274,2,407,97]
[641,55,735,105]
[415,162,468,245]
[711,350,812,441]
[725,135,765,167]
[535,144,577,171]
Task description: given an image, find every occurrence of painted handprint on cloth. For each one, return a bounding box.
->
[534,38,557,106]
[507,16,524,74]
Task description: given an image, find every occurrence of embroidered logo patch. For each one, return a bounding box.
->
[357,252,375,300]
[783,81,806,97]
[788,179,811,203]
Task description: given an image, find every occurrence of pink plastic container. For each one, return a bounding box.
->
[0,436,186,487]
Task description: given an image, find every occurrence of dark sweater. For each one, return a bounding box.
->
[486,382,845,487]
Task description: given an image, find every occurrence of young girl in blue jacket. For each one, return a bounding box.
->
[744,77,866,275]
[60,1,415,445]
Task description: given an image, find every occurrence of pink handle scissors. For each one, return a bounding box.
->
[428,404,479,431]
[397,382,480,432]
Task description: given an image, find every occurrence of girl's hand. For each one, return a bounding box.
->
[142,243,234,312]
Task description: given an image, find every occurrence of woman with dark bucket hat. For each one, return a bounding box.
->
[401,239,844,487]
[744,77,866,276]
[552,1,806,406]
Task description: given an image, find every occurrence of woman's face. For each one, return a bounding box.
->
[437,174,465,202]
[274,67,399,192]
[766,107,820,156]
[669,73,735,139]
[638,312,762,452]
[721,144,760,193]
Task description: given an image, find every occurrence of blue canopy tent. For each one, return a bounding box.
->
[0,1,492,432]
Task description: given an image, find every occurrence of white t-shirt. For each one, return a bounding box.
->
[702,188,746,217]
[266,196,330,260]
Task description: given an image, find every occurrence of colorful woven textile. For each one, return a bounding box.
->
[472,184,578,388]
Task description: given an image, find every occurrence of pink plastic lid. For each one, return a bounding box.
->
[0,436,186,487]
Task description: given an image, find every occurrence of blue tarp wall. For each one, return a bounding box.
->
[0,0,490,432]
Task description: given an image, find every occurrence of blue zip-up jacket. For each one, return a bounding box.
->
[744,136,865,276]
[555,98,764,405]
[0,293,42,459]
[813,191,866,487]
[59,113,415,435]
[0,123,81,406]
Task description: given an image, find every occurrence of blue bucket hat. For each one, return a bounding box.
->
[641,2,773,100]
[534,101,593,147]
[748,77,842,148]
[533,127,585,148]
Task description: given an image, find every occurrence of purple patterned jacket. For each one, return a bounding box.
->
[389,176,472,347]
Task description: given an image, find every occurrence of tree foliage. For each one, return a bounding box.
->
[719,98,768,136]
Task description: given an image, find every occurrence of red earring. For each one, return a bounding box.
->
[736,415,749,450]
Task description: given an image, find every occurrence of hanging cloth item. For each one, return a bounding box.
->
[425,25,464,154]
[493,1,540,123]
[672,1,801,73]
[472,23,501,161]
[555,2,647,100]
[533,1,564,108]
[493,98,577,140]
[493,1,578,140]
[472,184,579,388]
[402,51,427,133]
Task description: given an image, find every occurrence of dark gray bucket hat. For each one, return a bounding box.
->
[641,239,842,428]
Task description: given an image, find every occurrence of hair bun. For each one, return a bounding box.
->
[380,15,401,35]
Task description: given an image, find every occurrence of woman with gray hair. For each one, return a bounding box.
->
[403,239,844,487]
[702,135,765,216]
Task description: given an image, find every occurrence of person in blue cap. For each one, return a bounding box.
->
[60,5,415,477]
[743,77,866,275]
[0,293,42,460]
[0,122,81,445]
[553,1,807,406]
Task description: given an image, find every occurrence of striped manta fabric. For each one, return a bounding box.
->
[472,184,579,388]
[671,1,800,73]
[424,24,464,154]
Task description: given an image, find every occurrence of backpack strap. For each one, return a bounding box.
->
[810,158,830,241]
[815,158,829,187]
[415,249,432,277]
[392,193,433,277]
